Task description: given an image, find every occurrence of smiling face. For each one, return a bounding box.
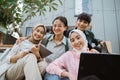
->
[52,19,67,36]
[76,19,89,31]
[32,25,45,41]
[70,32,85,51]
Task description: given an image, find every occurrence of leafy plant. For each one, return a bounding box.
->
[0,0,62,33]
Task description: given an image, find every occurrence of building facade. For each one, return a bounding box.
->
[21,0,120,53]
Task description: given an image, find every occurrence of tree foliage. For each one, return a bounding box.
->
[0,0,62,30]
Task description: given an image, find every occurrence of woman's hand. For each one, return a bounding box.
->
[16,37,26,44]
[68,74,76,80]
[61,71,76,80]
[10,51,29,63]
[19,51,29,58]
[30,45,42,61]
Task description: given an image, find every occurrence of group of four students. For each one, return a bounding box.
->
[0,12,104,80]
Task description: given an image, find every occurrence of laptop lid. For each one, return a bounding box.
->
[78,53,120,80]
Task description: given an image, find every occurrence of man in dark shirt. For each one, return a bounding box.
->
[76,12,104,52]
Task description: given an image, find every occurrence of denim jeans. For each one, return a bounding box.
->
[44,72,69,80]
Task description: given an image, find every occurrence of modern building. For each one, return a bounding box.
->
[21,0,120,53]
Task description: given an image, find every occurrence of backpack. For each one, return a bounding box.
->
[45,35,69,52]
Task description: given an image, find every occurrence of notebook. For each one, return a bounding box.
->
[78,53,120,80]
[39,44,52,58]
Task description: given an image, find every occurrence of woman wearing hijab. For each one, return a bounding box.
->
[0,24,46,80]
[44,29,92,80]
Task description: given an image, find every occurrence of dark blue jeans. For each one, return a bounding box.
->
[44,72,69,80]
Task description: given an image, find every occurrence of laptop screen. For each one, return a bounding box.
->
[78,53,120,80]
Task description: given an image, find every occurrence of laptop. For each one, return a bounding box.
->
[78,53,120,80]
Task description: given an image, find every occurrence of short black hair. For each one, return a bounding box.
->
[77,12,91,24]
